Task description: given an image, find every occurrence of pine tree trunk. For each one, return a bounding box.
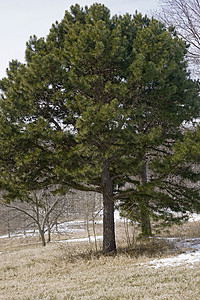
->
[141,205,152,237]
[102,160,116,253]
[141,157,152,237]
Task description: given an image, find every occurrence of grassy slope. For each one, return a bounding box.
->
[0,222,200,299]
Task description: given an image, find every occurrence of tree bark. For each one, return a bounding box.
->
[140,157,152,237]
[140,205,152,237]
[101,160,116,253]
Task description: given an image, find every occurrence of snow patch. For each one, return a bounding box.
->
[53,235,103,243]
[147,238,200,269]
[149,251,200,269]
[188,213,200,222]
[114,210,124,222]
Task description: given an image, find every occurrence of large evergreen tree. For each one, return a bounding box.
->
[0,3,199,252]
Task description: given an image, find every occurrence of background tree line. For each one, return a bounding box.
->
[156,0,200,77]
[0,189,102,246]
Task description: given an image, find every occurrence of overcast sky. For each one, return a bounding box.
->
[0,0,159,79]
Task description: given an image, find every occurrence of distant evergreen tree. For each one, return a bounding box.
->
[0,3,200,251]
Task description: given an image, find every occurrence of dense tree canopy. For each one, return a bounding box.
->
[0,3,200,252]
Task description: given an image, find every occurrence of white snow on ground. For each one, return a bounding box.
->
[114,210,125,222]
[0,220,86,239]
[54,235,103,243]
[146,213,200,268]
[83,210,125,225]
[51,221,85,233]
[147,238,200,269]
[61,220,86,225]
[140,213,200,269]
[0,232,38,239]
[149,249,200,269]
[188,213,200,222]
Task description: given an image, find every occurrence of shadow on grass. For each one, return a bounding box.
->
[59,238,175,263]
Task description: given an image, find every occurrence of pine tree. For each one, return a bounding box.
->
[0,4,199,252]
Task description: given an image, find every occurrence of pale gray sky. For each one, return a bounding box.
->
[0,0,158,79]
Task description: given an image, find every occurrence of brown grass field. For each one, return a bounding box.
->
[0,221,200,299]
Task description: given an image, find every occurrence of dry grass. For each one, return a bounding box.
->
[0,221,200,299]
[159,219,200,239]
